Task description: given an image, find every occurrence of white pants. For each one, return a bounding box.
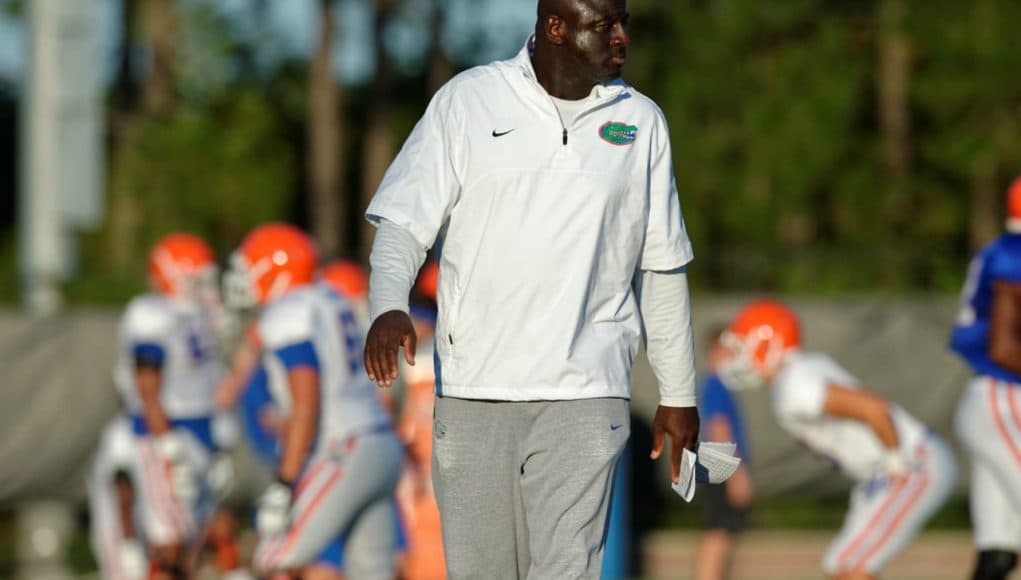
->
[134,429,213,547]
[956,376,1021,550]
[254,430,404,578]
[823,432,956,574]
[87,416,144,580]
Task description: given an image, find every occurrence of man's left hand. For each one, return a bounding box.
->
[650,405,700,483]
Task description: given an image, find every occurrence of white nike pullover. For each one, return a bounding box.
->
[366,38,695,404]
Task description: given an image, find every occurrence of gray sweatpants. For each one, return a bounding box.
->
[432,397,630,580]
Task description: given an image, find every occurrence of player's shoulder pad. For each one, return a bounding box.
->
[257,290,317,351]
[123,294,176,340]
[772,352,834,415]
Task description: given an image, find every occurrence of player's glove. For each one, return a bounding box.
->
[880,449,914,478]
[118,538,148,580]
[207,453,235,500]
[256,481,293,537]
[154,432,199,509]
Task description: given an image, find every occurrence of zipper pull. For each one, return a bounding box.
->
[562,128,568,145]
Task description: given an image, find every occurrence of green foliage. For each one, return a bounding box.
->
[1,0,20,18]
[15,0,1021,303]
[73,88,295,303]
[626,0,1021,293]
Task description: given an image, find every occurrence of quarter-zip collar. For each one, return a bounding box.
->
[508,36,630,145]
[511,36,629,108]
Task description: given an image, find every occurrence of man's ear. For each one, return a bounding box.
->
[544,15,565,45]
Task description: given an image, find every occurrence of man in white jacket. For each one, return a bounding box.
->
[363,0,700,577]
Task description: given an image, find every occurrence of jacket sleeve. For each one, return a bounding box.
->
[640,109,694,272]
[365,82,466,249]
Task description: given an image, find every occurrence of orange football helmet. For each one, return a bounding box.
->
[1007,176,1021,233]
[148,233,217,299]
[319,260,368,301]
[718,300,801,390]
[225,223,318,308]
[416,261,439,302]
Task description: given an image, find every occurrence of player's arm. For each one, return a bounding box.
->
[822,385,898,448]
[364,220,426,388]
[278,366,319,485]
[636,266,700,483]
[273,341,321,486]
[135,344,171,436]
[989,280,1021,375]
[215,333,261,409]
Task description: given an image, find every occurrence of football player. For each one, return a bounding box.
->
[719,300,956,580]
[87,415,147,580]
[224,223,403,578]
[950,176,1021,580]
[113,233,227,578]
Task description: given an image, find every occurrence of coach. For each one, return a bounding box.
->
[363,0,699,577]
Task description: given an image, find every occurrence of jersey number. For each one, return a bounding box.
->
[955,255,985,326]
[339,309,363,376]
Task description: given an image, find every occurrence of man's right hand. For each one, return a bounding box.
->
[364,310,417,388]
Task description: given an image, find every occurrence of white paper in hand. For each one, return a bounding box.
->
[695,443,743,484]
[699,441,737,457]
[671,448,698,503]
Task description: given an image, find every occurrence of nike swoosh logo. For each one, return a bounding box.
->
[610,424,623,431]
[492,129,515,137]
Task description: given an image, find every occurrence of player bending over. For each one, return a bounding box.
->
[225,223,403,578]
[719,300,956,580]
[950,176,1021,580]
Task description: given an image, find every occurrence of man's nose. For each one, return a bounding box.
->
[612,24,630,48]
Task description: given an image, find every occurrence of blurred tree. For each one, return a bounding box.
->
[427,0,455,94]
[141,0,177,116]
[359,0,399,261]
[81,0,298,301]
[6,0,1021,304]
[308,0,345,258]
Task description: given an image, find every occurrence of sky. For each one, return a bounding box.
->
[0,0,538,89]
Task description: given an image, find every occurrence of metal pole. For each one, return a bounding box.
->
[19,0,64,316]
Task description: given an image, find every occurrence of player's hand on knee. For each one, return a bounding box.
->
[256,481,293,537]
[650,405,700,483]
[879,448,915,480]
[155,432,200,508]
[364,310,417,388]
[207,453,235,500]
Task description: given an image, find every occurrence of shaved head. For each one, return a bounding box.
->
[537,0,573,20]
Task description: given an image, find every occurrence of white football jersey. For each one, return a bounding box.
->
[257,284,391,442]
[114,294,224,419]
[771,351,928,482]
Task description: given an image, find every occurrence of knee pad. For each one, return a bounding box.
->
[973,550,1018,580]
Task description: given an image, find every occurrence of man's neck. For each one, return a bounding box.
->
[531,47,595,100]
